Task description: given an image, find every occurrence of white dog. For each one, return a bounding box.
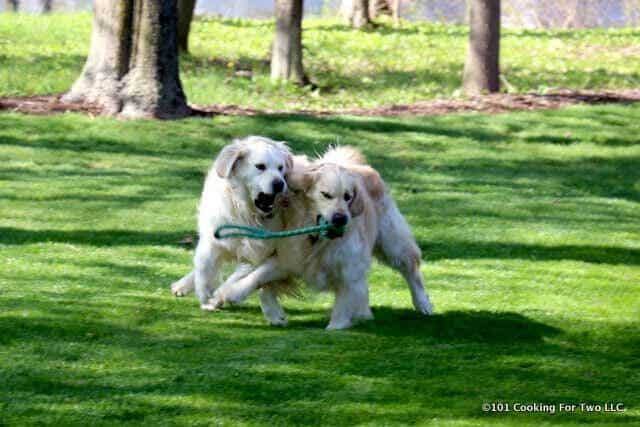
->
[209,147,433,329]
[170,136,293,309]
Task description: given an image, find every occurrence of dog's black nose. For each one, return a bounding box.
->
[331,212,348,227]
[272,178,285,194]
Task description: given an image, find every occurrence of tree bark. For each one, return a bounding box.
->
[8,0,19,11]
[271,0,308,85]
[369,0,391,19]
[63,0,190,119]
[463,0,500,95]
[177,0,196,52]
[343,0,372,28]
[42,0,52,13]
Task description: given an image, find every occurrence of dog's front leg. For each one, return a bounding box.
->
[209,258,286,309]
[171,270,195,297]
[327,278,373,330]
[173,263,253,298]
[259,287,288,326]
[194,238,223,309]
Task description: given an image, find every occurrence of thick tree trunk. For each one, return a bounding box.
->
[271,0,307,85]
[8,0,19,11]
[343,0,372,28]
[63,0,190,119]
[463,0,500,95]
[42,0,52,12]
[177,0,196,52]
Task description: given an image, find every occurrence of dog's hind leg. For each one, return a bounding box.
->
[376,198,433,315]
[171,271,195,297]
[392,246,433,315]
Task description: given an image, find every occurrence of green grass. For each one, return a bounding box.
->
[1,104,639,425]
[1,13,639,110]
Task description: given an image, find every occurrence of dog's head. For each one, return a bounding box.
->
[215,136,293,215]
[290,163,365,238]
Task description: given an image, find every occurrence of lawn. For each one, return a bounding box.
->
[1,103,639,425]
[1,13,639,110]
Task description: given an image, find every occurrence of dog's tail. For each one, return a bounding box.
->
[321,145,367,166]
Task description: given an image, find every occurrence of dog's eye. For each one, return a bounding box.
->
[255,164,266,171]
[344,193,351,202]
[278,165,283,171]
[321,192,333,200]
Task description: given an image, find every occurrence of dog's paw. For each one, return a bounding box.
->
[171,282,189,297]
[260,293,288,326]
[262,306,288,326]
[354,307,374,321]
[326,319,353,331]
[200,293,225,311]
[413,294,434,315]
[200,302,219,311]
[266,314,288,326]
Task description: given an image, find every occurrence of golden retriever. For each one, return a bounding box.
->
[209,146,433,329]
[170,136,293,309]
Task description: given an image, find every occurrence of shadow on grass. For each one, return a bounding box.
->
[246,113,640,203]
[290,308,562,342]
[420,240,640,266]
[2,303,638,424]
[0,227,193,248]
[3,226,638,266]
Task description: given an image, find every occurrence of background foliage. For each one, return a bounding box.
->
[1,14,639,110]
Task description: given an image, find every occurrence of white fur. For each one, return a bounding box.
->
[170,136,293,309]
[209,146,433,329]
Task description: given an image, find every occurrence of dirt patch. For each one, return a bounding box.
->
[0,95,103,116]
[2,90,640,118]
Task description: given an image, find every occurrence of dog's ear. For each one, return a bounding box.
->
[285,153,293,174]
[215,141,246,178]
[288,166,315,192]
[357,165,385,201]
[349,183,365,218]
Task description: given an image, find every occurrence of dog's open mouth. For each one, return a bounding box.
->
[255,192,276,213]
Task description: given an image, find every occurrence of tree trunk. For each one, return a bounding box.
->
[343,0,372,28]
[369,0,390,19]
[42,0,52,12]
[463,0,500,95]
[8,0,19,11]
[63,0,190,119]
[177,0,196,52]
[271,0,308,85]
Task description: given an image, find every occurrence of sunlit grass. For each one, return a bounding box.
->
[0,13,639,110]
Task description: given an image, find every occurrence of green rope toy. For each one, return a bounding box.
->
[214,218,345,240]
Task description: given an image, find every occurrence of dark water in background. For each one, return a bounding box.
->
[2,0,638,27]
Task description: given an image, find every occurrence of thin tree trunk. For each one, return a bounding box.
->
[177,0,196,52]
[63,0,190,119]
[42,0,52,12]
[463,0,500,95]
[271,0,307,85]
[369,0,390,19]
[392,0,400,27]
[8,0,19,11]
[345,0,372,28]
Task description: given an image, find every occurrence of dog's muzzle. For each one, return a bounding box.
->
[317,214,346,239]
[255,192,277,213]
